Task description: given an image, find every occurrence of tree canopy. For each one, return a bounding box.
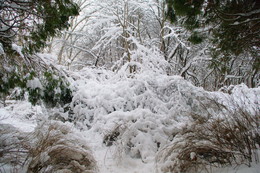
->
[0,0,79,54]
[0,0,78,107]
[166,0,260,87]
[167,1,259,55]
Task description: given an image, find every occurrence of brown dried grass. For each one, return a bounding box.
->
[0,124,30,173]
[157,100,260,173]
[27,121,97,173]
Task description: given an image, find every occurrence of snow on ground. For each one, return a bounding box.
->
[0,67,259,173]
[0,101,39,133]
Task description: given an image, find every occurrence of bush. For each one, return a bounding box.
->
[0,124,30,173]
[0,67,72,108]
[157,100,260,173]
[41,72,73,108]
[0,121,97,173]
[26,121,97,173]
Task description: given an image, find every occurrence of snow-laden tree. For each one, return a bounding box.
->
[52,0,171,72]
[48,0,99,65]
[49,0,259,89]
[87,0,167,73]
[52,0,213,81]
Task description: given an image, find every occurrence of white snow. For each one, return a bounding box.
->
[26,77,43,90]
[190,152,196,160]
[0,43,4,55]
[0,101,40,132]
[12,44,24,58]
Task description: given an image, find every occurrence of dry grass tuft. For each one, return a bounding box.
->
[157,100,260,173]
[0,124,30,173]
[27,121,97,173]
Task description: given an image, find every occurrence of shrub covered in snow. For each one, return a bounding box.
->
[67,68,259,171]
[68,70,211,159]
[70,70,213,127]
[1,65,259,173]
[0,67,72,108]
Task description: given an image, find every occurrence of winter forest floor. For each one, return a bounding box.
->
[0,66,260,173]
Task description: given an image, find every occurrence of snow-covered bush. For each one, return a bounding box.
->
[40,72,73,108]
[101,110,173,163]
[69,69,224,161]
[0,68,24,106]
[27,121,97,173]
[68,67,260,169]
[70,70,211,126]
[0,67,72,108]
[24,71,73,107]
[0,45,72,108]
[156,99,260,173]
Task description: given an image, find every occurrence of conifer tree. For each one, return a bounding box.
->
[166,0,259,54]
[166,0,260,87]
[0,0,78,106]
[0,0,79,54]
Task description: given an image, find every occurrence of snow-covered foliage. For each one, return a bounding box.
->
[70,68,207,128]
[1,0,259,171]
[0,58,260,171]
[67,67,260,167]
[26,78,43,90]
[0,66,259,173]
[50,0,259,89]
